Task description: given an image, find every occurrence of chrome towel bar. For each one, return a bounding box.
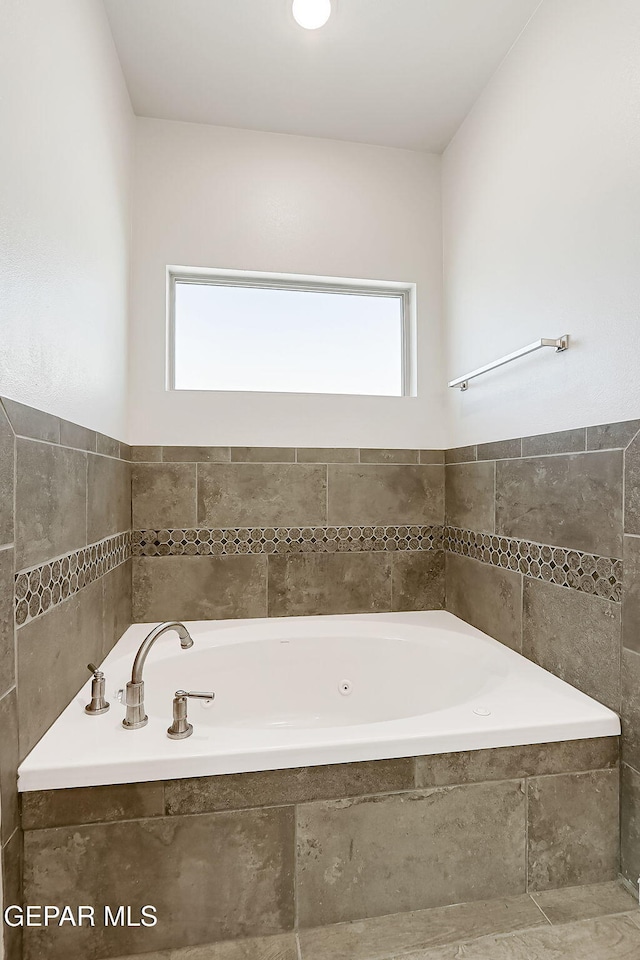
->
[449,335,569,391]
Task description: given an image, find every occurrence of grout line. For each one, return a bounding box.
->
[0,397,17,439]
[624,425,640,451]
[492,459,497,534]
[623,447,627,537]
[524,777,529,893]
[529,765,619,781]
[325,463,329,525]
[529,893,553,926]
[1,824,21,854]
[519,568,524,653]
[85,453,89,552]
[195,462,199,525]
[293,804,299,933]
[295,931,303,960]
[12,425,18,708]
[618,873,640,898]
[12,433,124,461]
[0,684,17,707]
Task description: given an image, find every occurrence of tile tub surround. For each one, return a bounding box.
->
[21,737,619,960]
[2,416,640,958]
[129,442,623,621]
[131,450,446,620]
[443,418,640,897]
[0,397,133,960]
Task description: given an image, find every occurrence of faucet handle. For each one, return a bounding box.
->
[85,663,110,715]
[167,689,215,740]
[177,690,215,700]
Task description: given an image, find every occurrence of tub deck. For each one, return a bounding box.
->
[18,610,620,792]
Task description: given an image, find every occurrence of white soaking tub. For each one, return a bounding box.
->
[18,610,620,791]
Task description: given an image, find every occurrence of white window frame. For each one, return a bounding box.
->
[166,267,417,397]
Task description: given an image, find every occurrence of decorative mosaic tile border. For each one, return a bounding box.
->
[445,526,622,602]
[132,525,444,557]
[15,532,131,627]
[14,523,623,626]
[132,526,622,600]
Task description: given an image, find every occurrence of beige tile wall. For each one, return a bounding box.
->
[0,398,133,960]
[444,420,640,894]
[130,447,446,621]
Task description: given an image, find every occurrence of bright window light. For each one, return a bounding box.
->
[170,273,411,397]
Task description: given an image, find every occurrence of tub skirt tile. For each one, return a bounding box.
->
[23,807,295,959]
[21,781,165,830]
[165,759,414,815]
[415,737,618,788]
[527,769,619,891]
[296,780,526,927]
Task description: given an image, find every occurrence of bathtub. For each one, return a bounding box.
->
[18,610,620,792]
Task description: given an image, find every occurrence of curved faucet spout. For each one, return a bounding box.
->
[131,621,193,684]
[122,621,194,730]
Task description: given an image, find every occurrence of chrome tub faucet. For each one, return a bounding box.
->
[122,621,194,730]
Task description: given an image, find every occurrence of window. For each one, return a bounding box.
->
[168,270,413,396]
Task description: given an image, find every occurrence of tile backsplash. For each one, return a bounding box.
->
[130,448,446,621]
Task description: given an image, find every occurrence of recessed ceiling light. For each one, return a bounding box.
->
[292,0,332,30]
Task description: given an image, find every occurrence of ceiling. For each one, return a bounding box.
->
[103,0,541,152]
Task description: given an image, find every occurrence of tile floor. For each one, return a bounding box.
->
[114,881,640,960]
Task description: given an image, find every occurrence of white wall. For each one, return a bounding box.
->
[443,0,640,446]
[129,118,445,447]
[0,0,133,439]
